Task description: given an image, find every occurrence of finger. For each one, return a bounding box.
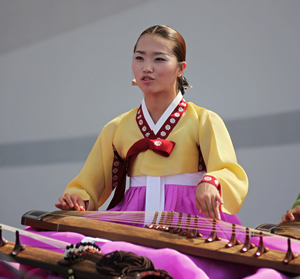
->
[70,196,81,211]
[56,197,71,210]
[195,199,203,215]
[64,194,75,209]
[214,201,221,220]
[281,214,287,223]
[75,195,85,211]
[55,203,62,210]
[75,204,85,211]
[79,205,86,211]
[209,197,219,220]
[58,197,67,207]
[201,200,211,219]
[288,214,295,221]
[218,197,224,206]
[73,200,80,211]
[286,209,295,221]
[214,196,223,220]
[71,195,85,211]
[198,205,203,215]
[55,203,71,211]
[78,199,86,211]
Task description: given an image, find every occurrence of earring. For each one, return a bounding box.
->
[132,79,137,86]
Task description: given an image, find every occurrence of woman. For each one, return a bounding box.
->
[4,25,297,279]
[55,25,248,226]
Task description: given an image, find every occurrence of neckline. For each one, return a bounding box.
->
[141,92,183,135]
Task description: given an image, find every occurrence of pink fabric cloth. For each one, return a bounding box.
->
[2,227,300,279]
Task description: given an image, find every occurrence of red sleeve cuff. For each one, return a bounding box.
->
[201,175,221,192]
[200,175,222,211]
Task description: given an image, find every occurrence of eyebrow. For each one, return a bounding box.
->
[135,50,169,56]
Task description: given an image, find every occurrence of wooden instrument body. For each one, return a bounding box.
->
[0,241,105,279]
[0,240,165,279]
[20,210,300,275]
[274,222,300,240]
[255,213,300,240]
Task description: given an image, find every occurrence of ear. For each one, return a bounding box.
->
[177,62,187,77]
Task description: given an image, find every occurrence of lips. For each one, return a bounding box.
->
[141,75,154,81]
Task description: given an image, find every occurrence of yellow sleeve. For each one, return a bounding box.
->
[199,109,248,214]
[63,115,122,210]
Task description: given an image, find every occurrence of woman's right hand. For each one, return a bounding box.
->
[55,193,86,211]
[195,182,223,220]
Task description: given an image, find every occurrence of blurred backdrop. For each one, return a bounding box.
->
[1,0,299,241]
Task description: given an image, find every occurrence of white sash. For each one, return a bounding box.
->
[130,172,206,212]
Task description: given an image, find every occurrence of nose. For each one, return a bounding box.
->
[143,61,153,73]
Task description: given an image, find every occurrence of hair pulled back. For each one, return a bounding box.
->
[134,25,189,94]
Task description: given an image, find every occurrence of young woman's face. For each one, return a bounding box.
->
[132,34,185,97]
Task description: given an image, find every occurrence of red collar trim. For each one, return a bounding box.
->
[136,98,187,139]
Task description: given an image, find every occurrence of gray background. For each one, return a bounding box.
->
[1,0,299,241]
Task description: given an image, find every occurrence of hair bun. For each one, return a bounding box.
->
[181,76,192,95]
[182,77,192,89]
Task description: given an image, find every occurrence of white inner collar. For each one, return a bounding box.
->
[141,92,183,135]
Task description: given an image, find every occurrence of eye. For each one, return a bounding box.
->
[155,57,166,62]
[134,56,143,61]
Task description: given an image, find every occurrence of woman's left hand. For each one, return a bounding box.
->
[195,182,223,220]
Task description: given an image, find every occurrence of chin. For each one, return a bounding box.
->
[143,89,161,96]
[138,85,156,95]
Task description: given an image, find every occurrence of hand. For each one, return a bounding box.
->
[281,205,300,223]
[195,182,223,220]
[55,193,86,211]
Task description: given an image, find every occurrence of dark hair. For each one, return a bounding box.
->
[134,25,188,94]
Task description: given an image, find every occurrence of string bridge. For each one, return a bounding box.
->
[225,224,242,248]
[205,219,221,243]
[0,226,8,247]
[282,238,298,264]
[11,231,26,256]
[146,211,203,238]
